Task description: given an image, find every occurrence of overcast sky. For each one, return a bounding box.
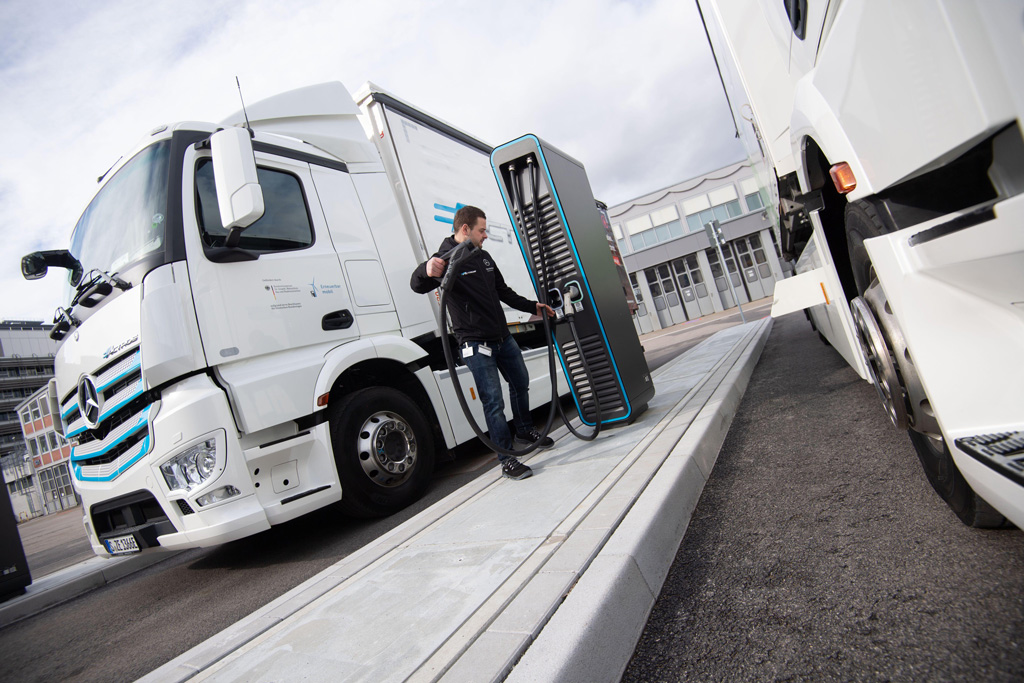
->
[0,0,745,321]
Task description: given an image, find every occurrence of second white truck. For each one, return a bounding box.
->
[698,0,1024,529]
[22,82,564,557]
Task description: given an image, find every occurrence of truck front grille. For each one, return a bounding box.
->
[60,346,157,482]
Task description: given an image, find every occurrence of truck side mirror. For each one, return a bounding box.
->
[210,127,265,244]
[21,249,83,284]
[21,252,48,280]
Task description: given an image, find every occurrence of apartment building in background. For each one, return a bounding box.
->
[0,321,72,519]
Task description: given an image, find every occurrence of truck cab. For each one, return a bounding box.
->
[24,82,562,557]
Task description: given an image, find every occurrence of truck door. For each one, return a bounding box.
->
[786,0,832,78]
[183,147,359,365]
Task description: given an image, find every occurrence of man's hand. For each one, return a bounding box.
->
[426,256,447,278]
[536,302,556,318]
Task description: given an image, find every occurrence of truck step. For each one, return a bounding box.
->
[955,432,1024,488]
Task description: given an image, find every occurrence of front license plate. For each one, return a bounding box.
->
[105,534,140,555]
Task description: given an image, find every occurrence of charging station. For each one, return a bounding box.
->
[491,134,655,426]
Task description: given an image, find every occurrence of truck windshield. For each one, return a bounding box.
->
[66,140,170,301]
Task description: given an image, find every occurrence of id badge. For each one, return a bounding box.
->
[478,344,492,357]
[462,345,475,359]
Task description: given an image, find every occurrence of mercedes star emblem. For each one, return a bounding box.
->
[77,376,102,430]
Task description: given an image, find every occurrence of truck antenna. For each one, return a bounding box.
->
[236,76,253,135]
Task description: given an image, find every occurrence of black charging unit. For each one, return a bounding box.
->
[491,135,654,426]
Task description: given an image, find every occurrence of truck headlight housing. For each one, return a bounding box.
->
[161,438,218,492]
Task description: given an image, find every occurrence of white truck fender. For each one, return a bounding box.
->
[790,75,873,200]
[312,335,430,405]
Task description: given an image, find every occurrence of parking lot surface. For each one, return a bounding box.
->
[624,313,1024,682]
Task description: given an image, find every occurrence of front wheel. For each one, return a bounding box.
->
[908,424,1006,529]
[844,201,1005,529]
[329,386,436,518]
[844,200,886,297]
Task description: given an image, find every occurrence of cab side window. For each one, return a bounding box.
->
[195,159,314,252]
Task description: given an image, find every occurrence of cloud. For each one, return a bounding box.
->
[0,0,744,321]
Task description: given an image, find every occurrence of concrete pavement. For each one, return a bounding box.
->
[138,317,772,683]
[1,299,771,634]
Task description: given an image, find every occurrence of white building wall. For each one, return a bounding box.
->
[609,162,786,333]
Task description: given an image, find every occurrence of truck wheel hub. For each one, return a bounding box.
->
[357,411,417,487]
[851,295,908,430]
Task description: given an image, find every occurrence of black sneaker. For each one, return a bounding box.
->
[501,457,533,480]
[514,429,554,449]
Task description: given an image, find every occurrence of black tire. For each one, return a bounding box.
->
[844,200,887,297]
[907,431,1007,528]
[846,201,1006,528]
[329,386,436,518]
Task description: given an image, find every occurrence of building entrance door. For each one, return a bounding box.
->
[644,266,687,328]
[629,273,654,335]
[706,247,750,309]
[733,235,775,299]
[671,255,715,318]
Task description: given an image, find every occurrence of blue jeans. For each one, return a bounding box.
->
[462,336,533,460]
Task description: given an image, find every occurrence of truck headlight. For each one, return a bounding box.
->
[161,438,217,492]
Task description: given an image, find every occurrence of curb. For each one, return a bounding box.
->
[0,550,178,629]
[505,317,772,682]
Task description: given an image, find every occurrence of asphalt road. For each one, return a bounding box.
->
[623,312,1024,682]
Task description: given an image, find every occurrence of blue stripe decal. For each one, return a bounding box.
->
[96,383,144,424]
[490,135,631,426]
[97,353,141,393]
[433,201,467,226]
[70,405,152,463]
[72,433,151,483]
[61,349,141,420]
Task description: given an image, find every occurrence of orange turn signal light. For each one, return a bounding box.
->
[316,392,330,407]
[830,162,857,194]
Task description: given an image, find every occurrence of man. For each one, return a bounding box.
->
[410,205,554,480]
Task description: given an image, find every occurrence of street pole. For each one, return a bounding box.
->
[705,220,746,323]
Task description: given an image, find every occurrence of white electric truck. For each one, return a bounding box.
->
[22,82,562,557]
[697,0,1024,529]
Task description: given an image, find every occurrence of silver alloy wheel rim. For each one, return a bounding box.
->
[355,410,417,488]
[851,295,908,430]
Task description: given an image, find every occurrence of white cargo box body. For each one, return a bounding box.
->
[355,84,537,331]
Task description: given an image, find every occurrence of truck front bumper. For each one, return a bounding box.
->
[78,374,270,557]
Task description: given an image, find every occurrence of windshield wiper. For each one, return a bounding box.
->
[50,306,80,341]
[72,269,132,309]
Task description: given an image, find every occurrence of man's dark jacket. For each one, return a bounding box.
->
[410,236,536,345]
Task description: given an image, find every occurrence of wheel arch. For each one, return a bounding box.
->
[316,337,449,457]
[791,76,869,303]
[796,135,859,303]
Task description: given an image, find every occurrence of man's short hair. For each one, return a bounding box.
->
[453,205,486,232]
